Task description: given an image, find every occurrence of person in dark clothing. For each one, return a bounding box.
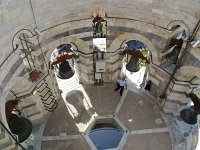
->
[144,80,151,91]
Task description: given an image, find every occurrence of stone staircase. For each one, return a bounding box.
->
[36,79,58,112]
[17,97,42,122]
[162,78,197,116]
[163,100,181,116]
[0,73,59,150]
[11,73,58,123]
[163,90,190,116]
[0,127,16,150]
[56,74,82,99]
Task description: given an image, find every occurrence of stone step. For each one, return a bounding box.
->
[18,97,35,108]
[37,83,50,93]
[56,77,79,85]
[41,94,55,103]
[0,129,5,140]
[58,82,81,92]
[18,99,41,119]
[2,143,15,150]
[167,93,190,103]
[0,136,10,145]
[44,102,58,112]
[14,78,47,99]
[39,88,52,97]
[39,90,53,100]
[26,110,41,118]
[43,100,57,108]
[172,84,189,92]
[38,87,51,96]
[36,79,46,89]
[42,96,56,105]
[0,138,15,150]
[29,112,44,122]
[21,102,37,110]
[163,100,181,116]
[22,105,38,113]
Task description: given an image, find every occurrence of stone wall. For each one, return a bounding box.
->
[1,0,199,65]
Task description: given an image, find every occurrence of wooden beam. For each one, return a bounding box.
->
[52,54,75,65]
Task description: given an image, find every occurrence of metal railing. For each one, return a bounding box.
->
[0,57,58,149]
[0,120,26,150]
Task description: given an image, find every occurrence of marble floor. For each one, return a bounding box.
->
[40,77,172,150]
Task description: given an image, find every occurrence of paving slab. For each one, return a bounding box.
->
[119,90,166,131]
[43,97,81,136]
[41,138,90,150]
[123,133,172,150]
[84,83,121,116]
[42,83,171,150]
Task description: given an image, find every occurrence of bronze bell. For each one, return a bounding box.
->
[180,93,200,125]
[126,55,141,72]
[9,114,32,143]
[56,60,74,79]
[166,46,181,64]
[94,22,103,33]
[180,106,198,124]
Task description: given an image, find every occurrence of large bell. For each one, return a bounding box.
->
[56,60,74,79]
[166,46,181,64]
[9,114,32,143]
[180,93,200,125]
[126,55,141,72]
[180,106,198,124]
[94,22,103,33]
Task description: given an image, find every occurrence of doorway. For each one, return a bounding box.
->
[50,44,80,99]
[121,40,149,89]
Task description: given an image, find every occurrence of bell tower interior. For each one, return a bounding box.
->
[0,1,200,150]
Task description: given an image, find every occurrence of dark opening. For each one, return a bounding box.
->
[89,123,124,150]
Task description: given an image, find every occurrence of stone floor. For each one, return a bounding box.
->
[40,81,172,150]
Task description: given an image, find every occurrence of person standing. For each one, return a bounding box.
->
[114,76,127,96]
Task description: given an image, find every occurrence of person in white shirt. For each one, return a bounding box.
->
[114,76,127,96]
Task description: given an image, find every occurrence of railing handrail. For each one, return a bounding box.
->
[12,71,49,99]
[0,56,51,98]
[0,29,36,69]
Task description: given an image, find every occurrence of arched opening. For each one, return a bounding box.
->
[161,21,189,74]
[161,38,183,74]
[50,44,80,100]
[121,40,149,89]
[92,12,107,85]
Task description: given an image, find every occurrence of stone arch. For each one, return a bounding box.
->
[167,20,190,37]
[108,33,159,65]
[44,37,91,60]
[163,20,189,53]
[43,36,93,84]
